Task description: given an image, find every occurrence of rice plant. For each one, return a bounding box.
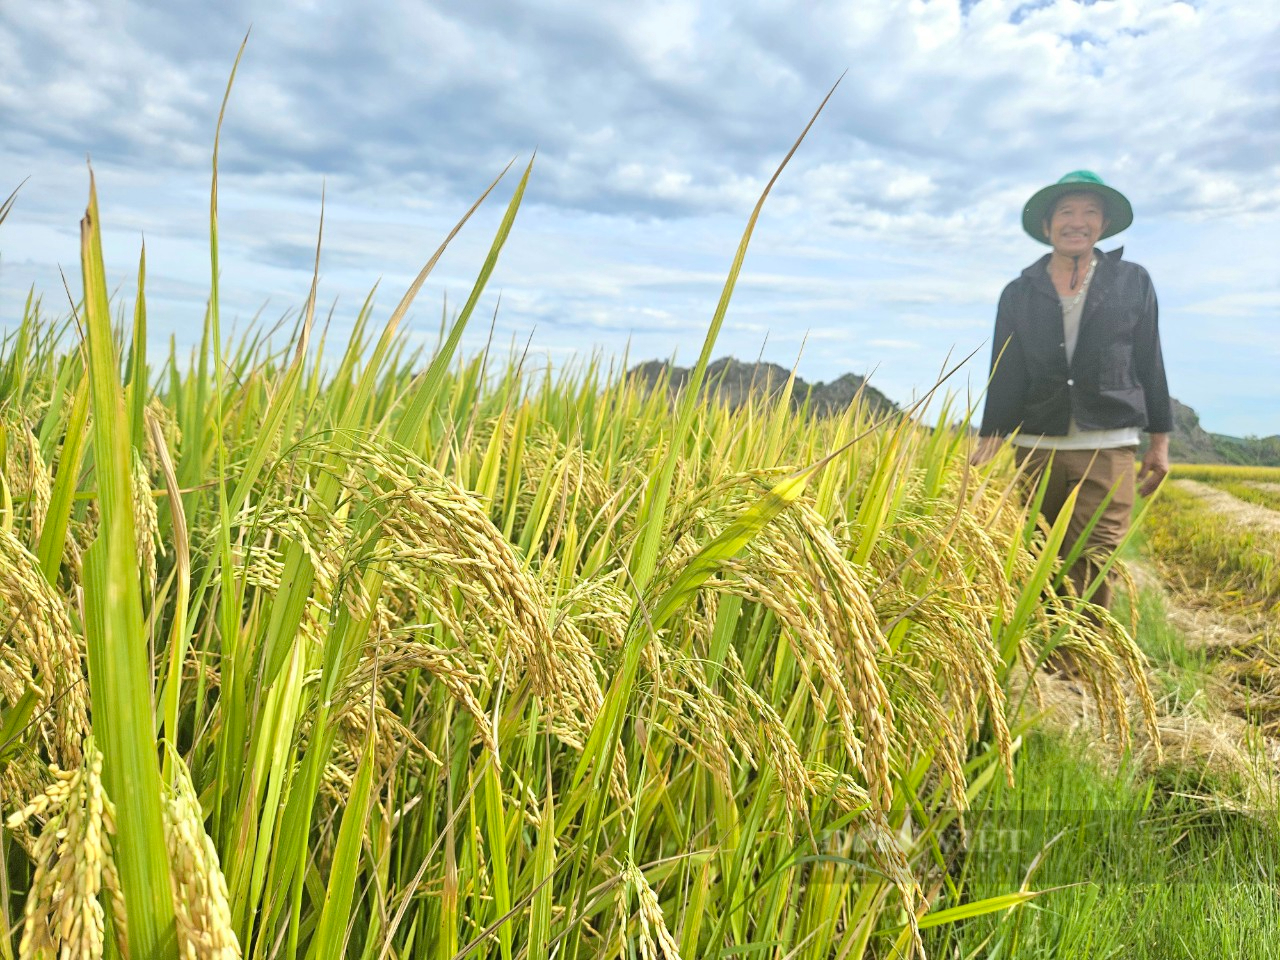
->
[0,118,1160,959]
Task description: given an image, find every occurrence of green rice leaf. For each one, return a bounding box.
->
[309,720,377,960]
[80,170,178,959]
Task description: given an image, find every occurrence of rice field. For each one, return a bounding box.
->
[1168,464,1280,484]
[0,135,1183,960]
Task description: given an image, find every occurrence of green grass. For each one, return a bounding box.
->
[923,732,1280,960]
[1116,586,1211,716]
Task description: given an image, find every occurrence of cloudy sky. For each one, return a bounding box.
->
[1,0,1277,434]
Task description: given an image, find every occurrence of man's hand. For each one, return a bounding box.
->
[970,434,1004,466]
[1138,433,1170,497]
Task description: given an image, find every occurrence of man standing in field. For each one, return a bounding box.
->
[973,170,1172,609]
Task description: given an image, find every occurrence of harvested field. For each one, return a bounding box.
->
[1174,479,1280,535]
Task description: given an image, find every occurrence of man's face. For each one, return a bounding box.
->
[1043,191,1110,258]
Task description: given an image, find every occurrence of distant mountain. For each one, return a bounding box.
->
[629,359,1280,467]
[628,357,900,419]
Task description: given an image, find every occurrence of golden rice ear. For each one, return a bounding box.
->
[3,421,51,547]
[620,859,684,960]
[7,740,113,959]
[132,448,159,598]
[240,430,627,797]
[0,528,88,767]
[162,747,240,959]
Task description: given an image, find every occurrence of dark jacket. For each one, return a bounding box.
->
[979,246,1173,438]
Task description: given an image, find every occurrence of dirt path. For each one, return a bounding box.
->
[1174,478,1280,534]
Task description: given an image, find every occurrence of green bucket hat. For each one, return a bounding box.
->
[1022,170,1133,244]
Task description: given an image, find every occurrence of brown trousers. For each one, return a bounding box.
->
[1014,446,1136,610]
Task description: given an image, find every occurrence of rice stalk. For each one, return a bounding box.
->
[662,475,894,810]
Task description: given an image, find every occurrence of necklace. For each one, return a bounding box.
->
[1062,256,1097,313]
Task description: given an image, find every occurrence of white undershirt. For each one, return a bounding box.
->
[1011,268,1140,450]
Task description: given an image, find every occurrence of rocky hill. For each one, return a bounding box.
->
[1167,398,1222,463]
[1166,398,1280,465]
[628,357,900,419]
